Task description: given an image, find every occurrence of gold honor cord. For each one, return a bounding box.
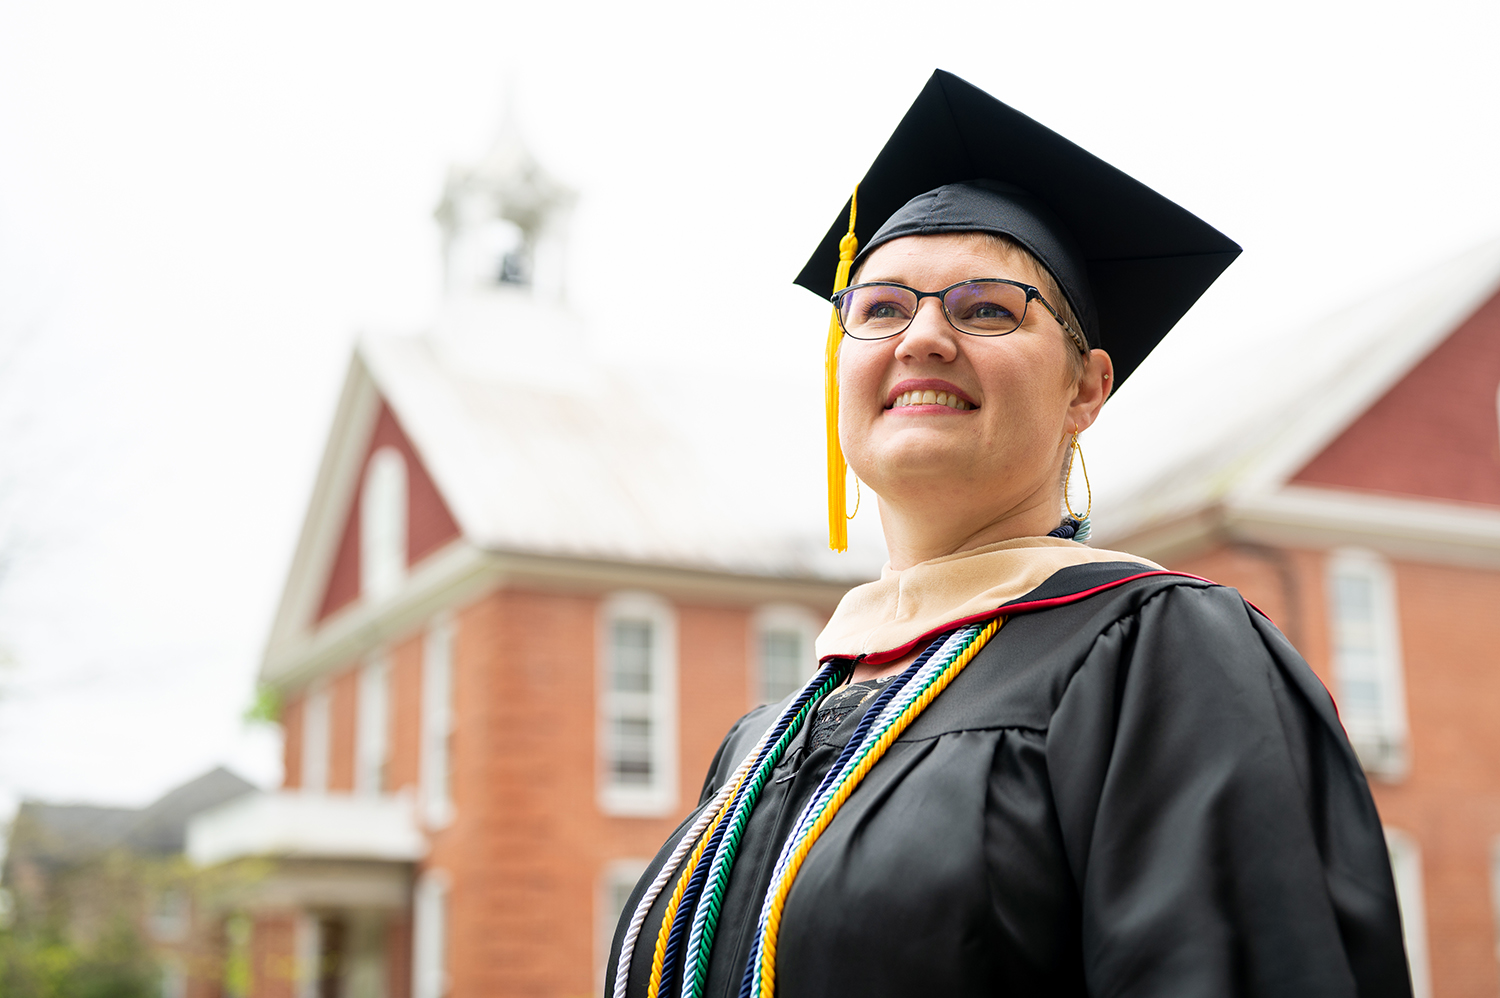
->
[646,771,747,998]
[825,187,859,552]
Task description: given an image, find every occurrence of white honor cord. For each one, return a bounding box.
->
[609,722,777,998]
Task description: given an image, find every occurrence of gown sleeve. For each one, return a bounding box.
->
[1043,583,1411,998]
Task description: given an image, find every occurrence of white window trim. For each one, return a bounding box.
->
[301,682,332,795]
[412,868,450,998]
[598,591,678,817]
[356,653,391,796]
[420,614,456,829]
[159,957,187,998]
[597,858,650,987]
[361,446,408,603]
[1386,827,1431,998]
[294,912,320,998]
[750,604,822,707]
[1326,547,1410,778]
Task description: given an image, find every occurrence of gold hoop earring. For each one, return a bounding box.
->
[1064,430,1092,522]
[846,472,861,520]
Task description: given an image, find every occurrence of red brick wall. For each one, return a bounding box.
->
[249,912,297,998]
[1170,543,1500,998]
[328,669,358,792]
[281,697,304,791]
[317,399,462,622]
[1369,561,1500,998]
[387,633,424,795]
[407,588,780,997]
[1292,288,1500,506]
[384,915,412,998]
[277,583,829,997]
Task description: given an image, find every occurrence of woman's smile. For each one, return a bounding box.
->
[885,379,978,412]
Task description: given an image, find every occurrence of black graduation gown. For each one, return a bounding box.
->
[606,564,1411,998]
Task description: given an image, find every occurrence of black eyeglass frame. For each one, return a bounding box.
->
[831,279,1088,356]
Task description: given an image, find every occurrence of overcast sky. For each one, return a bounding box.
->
[2,0,1498,814]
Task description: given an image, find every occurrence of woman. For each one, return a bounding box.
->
[606,71,1409,998]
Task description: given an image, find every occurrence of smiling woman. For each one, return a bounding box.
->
[606,70,1411,998]
[837,232,1108,574]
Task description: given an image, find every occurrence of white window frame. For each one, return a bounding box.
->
[412,868,450,998]
[1386,828,1431,998]
[294,912,320,998]
[598,591,678,817]
[356,653,391,796]
[420,614,456,828]
[1326,547,1410,778]
[159,957,187,998]
[1490,837,1500,982]
[361,446,408,602]
[301,682,331,795]
[750,604,822,707]
[148,887,189,942]
[597,858,649,986]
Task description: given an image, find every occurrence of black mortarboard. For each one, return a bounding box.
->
[797,69,1240,387]
[806,70,1240,551]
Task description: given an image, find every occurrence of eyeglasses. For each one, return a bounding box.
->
[832,279,1087,354]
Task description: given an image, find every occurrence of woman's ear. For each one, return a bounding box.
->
[1068,349,1113,433]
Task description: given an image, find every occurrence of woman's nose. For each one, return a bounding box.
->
[896,297,959,362]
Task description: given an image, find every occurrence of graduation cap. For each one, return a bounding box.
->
[804,69,1240,551]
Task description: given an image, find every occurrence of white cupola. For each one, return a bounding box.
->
[433,107,576,304]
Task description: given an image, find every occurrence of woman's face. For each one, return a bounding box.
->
[838,232,1108,539]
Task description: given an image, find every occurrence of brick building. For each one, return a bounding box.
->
[185,128,869,998]
[183,117,1500,998]
[1094,237,1500,998]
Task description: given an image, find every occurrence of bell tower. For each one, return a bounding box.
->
[434,106,576,303]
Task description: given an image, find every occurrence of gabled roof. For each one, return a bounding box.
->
[1091,236,1500,560]
[2,768,256,874]
[263,290,878,686]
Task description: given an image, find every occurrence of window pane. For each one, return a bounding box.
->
[761,628,804,703]
[1332,572,1387,726]
[610,716,654,784]
[612,620,653,693]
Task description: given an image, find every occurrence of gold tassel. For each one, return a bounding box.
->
[826,187,858,552]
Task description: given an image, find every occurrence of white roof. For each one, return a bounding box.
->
[360,291,876,577]
[261,287,881,685]
[1089,236,1500,547]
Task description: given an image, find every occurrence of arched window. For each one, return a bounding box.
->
[752,605,821,706]
[361,447,408,601]
[1326,547,1409,777]
[598,592,677,816]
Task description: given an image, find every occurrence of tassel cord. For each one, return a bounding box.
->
[825,187,859,552]
[644,663,847,998]
[738,626,974,998]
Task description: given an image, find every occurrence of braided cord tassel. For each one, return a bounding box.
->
[642,772,745,998]
[731,629,969,998]
[736,626,975,998]
[614,712,799,998]
[679,657,858,996]
[647,664,846,998]
[751,619,1002,998]
[826,187,858,552]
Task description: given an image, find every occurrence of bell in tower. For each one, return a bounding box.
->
[434,108,576,302]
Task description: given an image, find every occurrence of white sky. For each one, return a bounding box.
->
[1,0,1498,813]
